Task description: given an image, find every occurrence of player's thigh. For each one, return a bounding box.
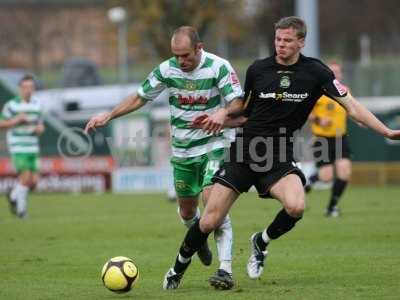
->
[171,156,202,198]
[27,153,40,172]
[200,183,239,233]
[270,174,305,217]
[335,158,352,180]
[201,148,225,205]
[318,164,334,182]
[11,153,30,174]
[27,154,40,187]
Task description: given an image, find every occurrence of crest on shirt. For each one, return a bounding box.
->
[333,79,347,96]
[184,80,197,91]
[280,75,291,89]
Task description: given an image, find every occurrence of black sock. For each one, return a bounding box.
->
[266,209,302,240]
[308,173,319,185]
[255,232,268,251]
[173,220,210,274]
[173,255,191,274]
[328,178,348,210]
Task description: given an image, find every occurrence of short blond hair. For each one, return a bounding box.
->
[275,16,307,39]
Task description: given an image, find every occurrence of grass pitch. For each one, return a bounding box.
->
[1,186,399,300]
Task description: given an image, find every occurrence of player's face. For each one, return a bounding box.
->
[329,63,343,81]
[19,79,35,101]
[274,28,304,64]
[171,36,202,72]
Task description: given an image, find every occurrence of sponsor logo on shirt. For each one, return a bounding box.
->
[333,79,347,96]
[259,92,276,99]
[178,94,208,105]
[259,92,309,102]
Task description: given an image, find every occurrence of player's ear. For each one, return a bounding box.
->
[298,38,305,49]
[195,42,203,53]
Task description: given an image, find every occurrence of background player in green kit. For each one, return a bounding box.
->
[0,74,45,218]
[85,26,243,289]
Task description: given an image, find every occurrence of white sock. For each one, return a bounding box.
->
[214,214,233,273]
[10,183,22,202]
[177,254,191,264]
[219,260,232,274]
[16,184,29,217]
[262,230,271,244]
[167,187,177,200]
[178,207,200,228]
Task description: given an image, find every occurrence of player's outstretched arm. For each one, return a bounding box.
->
[85,93,147,134]
[335,92,400,139]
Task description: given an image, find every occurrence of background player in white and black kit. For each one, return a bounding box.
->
[162,16,400,290]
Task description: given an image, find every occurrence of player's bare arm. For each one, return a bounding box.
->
[0,113,28,129]
[201,98,245,134]
[334,92,400,139]
[85,93,147,133]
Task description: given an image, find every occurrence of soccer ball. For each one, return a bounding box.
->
[101,256,139,293]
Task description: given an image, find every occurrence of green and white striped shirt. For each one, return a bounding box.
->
[1,97,42,154]
[138,50,243,157]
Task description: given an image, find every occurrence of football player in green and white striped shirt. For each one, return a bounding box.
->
[85,26,244,289]
[0,74,45,218]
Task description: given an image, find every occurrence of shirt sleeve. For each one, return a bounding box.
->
[317,64,348,99]
[0,102,12,120]
[243,63,256,117]
[216,61,243,103]
[137,64,167,101]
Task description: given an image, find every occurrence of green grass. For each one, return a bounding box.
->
[1,187,399,300]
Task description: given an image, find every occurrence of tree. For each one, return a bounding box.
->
[111,0,247,59]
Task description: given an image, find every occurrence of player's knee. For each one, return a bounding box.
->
[29,177,38,190]
[336,160,352,180]
[337,166,352,180]
[319,167,333,182]
[179,206,198,220]
[286,200,305,217]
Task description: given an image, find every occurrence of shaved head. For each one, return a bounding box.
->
[171,26,203,72]
[172,26,201,48]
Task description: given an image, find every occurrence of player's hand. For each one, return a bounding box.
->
[85,112,111,134]
[13,113,28,125]
[190,114,209,129]
[384,129,400,140]
[33,123,45,135]
[202,108,228,134]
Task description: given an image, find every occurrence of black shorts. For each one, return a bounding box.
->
[312,135,352,168]
[212,161,306,199]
